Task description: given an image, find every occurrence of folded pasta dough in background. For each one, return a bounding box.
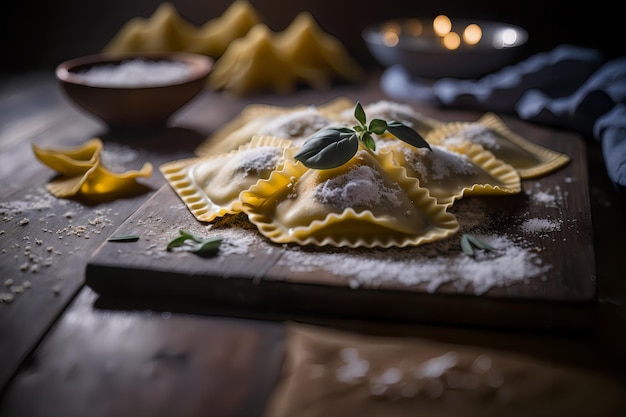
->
[263,323,626,417]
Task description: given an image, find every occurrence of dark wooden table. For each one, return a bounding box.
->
[1,70,625,417]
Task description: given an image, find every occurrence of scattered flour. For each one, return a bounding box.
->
[1,187,119,303]
[527,182,566,208]
[194,199,550,297]
[277,233,550,295]
[0,187,68,216]
[520,218,562,234]
[334,348,511,403]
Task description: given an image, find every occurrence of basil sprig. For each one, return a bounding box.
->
[294,102,431,169]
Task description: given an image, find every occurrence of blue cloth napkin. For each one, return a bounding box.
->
[380,45,626,200]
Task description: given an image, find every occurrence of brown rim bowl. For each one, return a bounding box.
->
[56,52,214,131]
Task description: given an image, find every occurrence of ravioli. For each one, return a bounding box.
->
[336,100,442,142]
[387,140,521,207]
[240,150,459,248]
[426,113,571,179]
[195,98,352,156]
[160,135,293,222]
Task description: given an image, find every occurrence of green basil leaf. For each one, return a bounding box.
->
[460,234,475,256]
[108,234,140,242]
[167,235,191,251]
[167,229,223,255]
[387,121,431,150]
[461,234,496,257]
[361,132,376,151]
[369,118,388,135]
[178,229,201,242]
[354,102,366,126]
[465,234,496,251]
[193,237,223,256]
[294,131,359,169]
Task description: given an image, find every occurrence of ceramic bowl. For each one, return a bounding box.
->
[363,17,528,79]
[56,52,213,130]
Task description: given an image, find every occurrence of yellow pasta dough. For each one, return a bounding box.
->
[208,12,364,95]
[208,24,302,95]
[387,140,521,207]
[160,135,293,222]
[32,139,153,200]
[275,12,365,89]
[103,1,260,58]
[195,98,353,156]
[426,113,571,179]
[240,149,459,248]
[160,100,572,248]
[102,2,363,95]
[32,138,102,177]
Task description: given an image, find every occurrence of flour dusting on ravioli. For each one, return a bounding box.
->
[404,146,477,182]
[389,140,521,207]
[258,107,330,146]
[314,165,404,210]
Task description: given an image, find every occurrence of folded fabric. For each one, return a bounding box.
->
[594,104,626,197]
[380,45,606,113]
[433,45,606,113]
[516,56,626,134]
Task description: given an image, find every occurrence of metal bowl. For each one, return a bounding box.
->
[56,52,213,130]
[363,17,528,79]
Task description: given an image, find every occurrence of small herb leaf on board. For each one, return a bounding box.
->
[461,234,497,258]
[107,234,140,242]
[166,229,222,256]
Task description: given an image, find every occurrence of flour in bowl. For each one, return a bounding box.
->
[76,58,193,87]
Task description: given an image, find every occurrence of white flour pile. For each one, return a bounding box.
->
[76,58,193,87]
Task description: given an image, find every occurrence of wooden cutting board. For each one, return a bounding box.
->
[85,121,596,329]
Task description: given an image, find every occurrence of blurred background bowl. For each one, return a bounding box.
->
[56,52,213,130]
[363,17,528,79]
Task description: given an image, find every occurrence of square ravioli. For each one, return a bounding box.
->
[240,149,459,248]
[387,139,521,207]
[160,135,293,222]
[426,113,570,179]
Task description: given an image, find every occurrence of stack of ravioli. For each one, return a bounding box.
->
[160,100,570,248]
